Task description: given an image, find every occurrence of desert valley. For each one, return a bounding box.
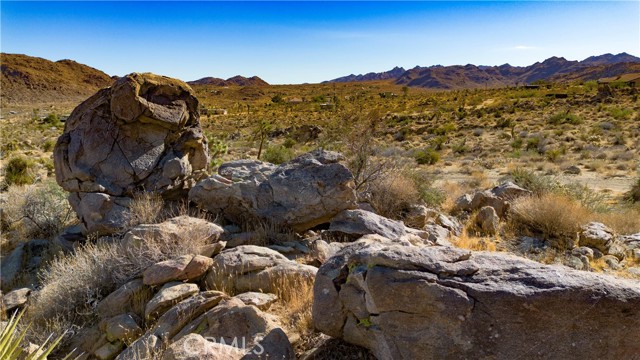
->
[1,33,640,360]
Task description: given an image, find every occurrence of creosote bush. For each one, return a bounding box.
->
[262,145,294,164]
[3,156,37,187]
[414,148,440,165]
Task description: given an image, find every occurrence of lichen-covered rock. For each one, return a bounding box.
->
[54,73,209,235]
[313,241,640,360]
[189,150,357,232]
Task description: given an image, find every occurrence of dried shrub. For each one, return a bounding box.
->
[2,180,73,241]
[27,220,214,347]
[510,193,591,250]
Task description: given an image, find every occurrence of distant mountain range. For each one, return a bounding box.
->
[187,75,269,87]
[3,52,639,105]
[326,52,640,89]
[1,53,113,104]
[326,66,406,83]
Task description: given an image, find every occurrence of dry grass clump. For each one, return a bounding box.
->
[1,180,73,248]
[126,192,165,228]
[510,193,590,250]
[450,230,498,251]
[369,173,420,220]
[269,276,315,337]
[593,206,640,234]
[368,168,445,220]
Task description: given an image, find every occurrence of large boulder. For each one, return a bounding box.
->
[189,150,357,232]
[313,241,640,360]
[54,73,209,235]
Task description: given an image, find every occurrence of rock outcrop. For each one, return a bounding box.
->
[189,150,357,232]
[454,181,532,217]
[54,73,209,235]
[313,240,640,360]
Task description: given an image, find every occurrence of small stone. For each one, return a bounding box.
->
[105,313,143,343]
[476,206,499,235]
[143,255,192,286]
[572,246,594,259]
[177,255,214,281]
[564,165,581,175]
[2,288,31,311]
[233,292,278,310]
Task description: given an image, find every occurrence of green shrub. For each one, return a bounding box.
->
[626,178,640,203]
[43,113,62,127]
[495,117,514,129]
[545,149,562,163]
[608,107,632,120]
[0,308,70,360]
[42,139,56,152]
[1,140,19,154]
[263,145,294,164]
[525,136,542,152]
[206,136,228,170]
[547,112,582,125]
[4,156,36,187]
[507,168,560,196]
[511,137,523,149]
[271,94,284,103]
[409,170,445,208]
[283,138,297,149]
[430,123,456,136]
[414,148,440,165]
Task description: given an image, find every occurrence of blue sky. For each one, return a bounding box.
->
[1,1,639,84]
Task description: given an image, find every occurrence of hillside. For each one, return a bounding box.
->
[1,53,114,105]
[326,52,640,89]
[188,75,269,87]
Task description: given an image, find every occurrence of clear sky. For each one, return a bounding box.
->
[1,1,639,84]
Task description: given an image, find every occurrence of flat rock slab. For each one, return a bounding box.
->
[233,292,278,310]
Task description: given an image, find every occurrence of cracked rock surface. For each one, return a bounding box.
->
[54,73,209,235]
[189,149,357,232]
[313,239,640,360]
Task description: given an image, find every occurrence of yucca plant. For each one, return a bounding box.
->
[0,308,70,360]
